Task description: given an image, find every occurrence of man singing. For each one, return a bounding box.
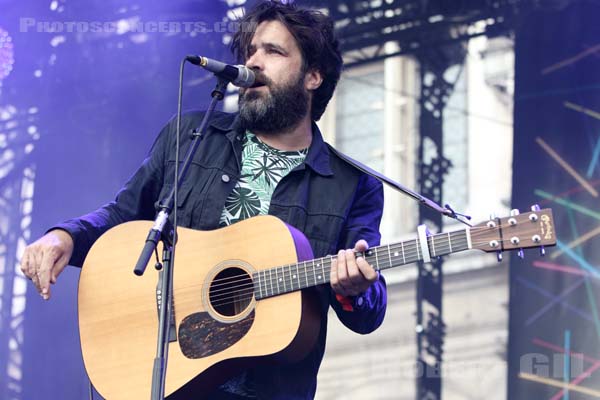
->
[21,2,387,399]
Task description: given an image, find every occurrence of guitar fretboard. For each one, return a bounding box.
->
[253,229,470,300]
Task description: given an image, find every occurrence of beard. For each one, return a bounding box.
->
[238,71,309,135]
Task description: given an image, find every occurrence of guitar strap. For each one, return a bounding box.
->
[326,144,452,218]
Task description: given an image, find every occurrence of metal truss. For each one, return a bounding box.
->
[0,104,39,400]
[292,0,549,68]
[413,42,465,399]
[222,0,576,69]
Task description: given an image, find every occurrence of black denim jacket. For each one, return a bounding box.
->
[56,111,387,399]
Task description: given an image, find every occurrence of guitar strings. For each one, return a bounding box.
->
[204,225,539,291]
[205,239,508,309]
[198,227,523,294]
[205,239,463,306]
[203,233,458,291]
[208,238,462,308]
[175,223,539,296]
[179,234,517,297]
[193,235,530,309]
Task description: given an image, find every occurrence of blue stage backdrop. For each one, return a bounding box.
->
[509,1,600,399]
[0,1,230,399]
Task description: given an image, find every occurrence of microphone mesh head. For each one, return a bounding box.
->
[235,65,255,88]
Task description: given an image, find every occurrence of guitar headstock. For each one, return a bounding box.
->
[470,206,556,257]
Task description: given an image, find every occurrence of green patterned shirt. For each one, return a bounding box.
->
[220,131,308,227]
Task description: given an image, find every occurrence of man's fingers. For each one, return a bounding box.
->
[332,250,352,296]
[20,251,32,278]
[38,249,57,300]
[339,249,363,295]
[331,244,379,297]
[345,249,363,287]
[356,256,378,282]
[354,239,369,252]
[336,250,348,281]
[31,273,41,294]
[51,254,69,284]
[330,257,339,290]
[26,251,38,280]
[21,231,74,299]
[30,248,45,294]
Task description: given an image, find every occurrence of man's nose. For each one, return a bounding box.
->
[245,50,264,71]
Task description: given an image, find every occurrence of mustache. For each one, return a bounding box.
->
[249,70,271,88]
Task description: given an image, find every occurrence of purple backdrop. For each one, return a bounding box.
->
[1,1,230,399]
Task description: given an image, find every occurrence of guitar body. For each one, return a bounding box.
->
[78,216,321,399]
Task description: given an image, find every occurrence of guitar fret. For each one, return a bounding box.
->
[268,269,273,297]
[447,232,453,253]
[283,266,288,293]
[312,259,317,286]
[430,236,436,258]
[303,261,308,289]
[329,255,334,283]
[253,274,260,300]
[256,271,261,298]
[283,265,294,292]
[260,271,266,298]
[373,248,379,271]
[317,259,324,283]
[401,242,406,264]
[295,263,300,289]
[387,244,393,270]
[292,264,297,291]
[277,267,285,293]
[415,239,420,261]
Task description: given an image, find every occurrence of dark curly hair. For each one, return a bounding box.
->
[231,1,342,121]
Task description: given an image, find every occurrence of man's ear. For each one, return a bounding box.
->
[305,69,323,91]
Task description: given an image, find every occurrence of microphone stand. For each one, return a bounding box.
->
[133,71,229,400]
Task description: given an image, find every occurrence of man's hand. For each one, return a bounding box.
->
[330,239,378,297]
[20,230,74,300]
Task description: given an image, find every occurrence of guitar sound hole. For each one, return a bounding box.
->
[209,267,253,317]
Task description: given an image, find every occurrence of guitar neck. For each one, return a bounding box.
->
[253,228,471,300]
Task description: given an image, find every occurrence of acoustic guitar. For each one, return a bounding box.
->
[78,208,556,399]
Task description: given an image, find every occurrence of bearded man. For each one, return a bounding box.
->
[21,2,387,399]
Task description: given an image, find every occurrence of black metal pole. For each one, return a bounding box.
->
[135,73,228,400]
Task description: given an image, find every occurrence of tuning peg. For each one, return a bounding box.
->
[497,251,503,262]
[487,212,498,228]
[509,209,520,226]
[530,205,546,255]
[518,249,525,259]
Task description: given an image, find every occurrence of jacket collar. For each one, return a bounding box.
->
[210,112,333,177]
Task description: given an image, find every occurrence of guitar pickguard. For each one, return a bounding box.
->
[178,311,255,359]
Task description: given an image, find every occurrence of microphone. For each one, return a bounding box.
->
[186,55,255,88]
